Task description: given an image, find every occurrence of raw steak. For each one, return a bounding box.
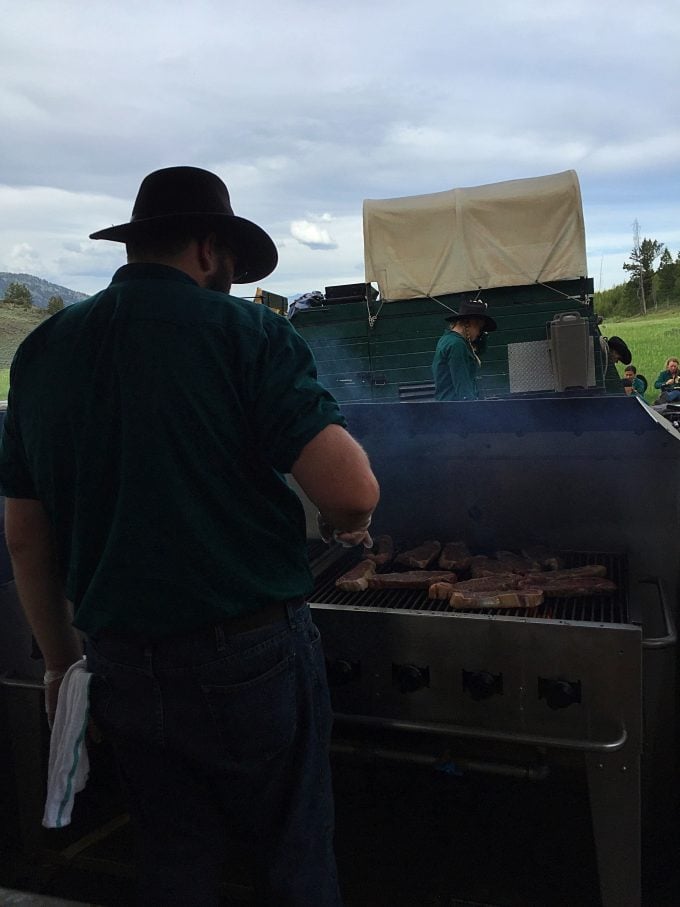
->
[367,570,457,590]
[335,559,376,592]
[395,540,442,570]
[365,535,394,567]
[438,541,472,572]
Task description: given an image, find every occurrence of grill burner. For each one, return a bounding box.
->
[310,548,629,624]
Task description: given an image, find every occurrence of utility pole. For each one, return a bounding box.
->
[633,219,647,315]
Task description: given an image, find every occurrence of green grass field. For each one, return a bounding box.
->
[602,307,680,402]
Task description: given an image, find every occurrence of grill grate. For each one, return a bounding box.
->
[309,549,630,624]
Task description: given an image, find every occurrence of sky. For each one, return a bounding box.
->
[1,0,679,302]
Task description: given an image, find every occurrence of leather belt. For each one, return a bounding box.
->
[92,597,306,644]
[216,597,306,635]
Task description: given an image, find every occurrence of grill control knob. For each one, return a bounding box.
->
[326,658,360,686]
[393,663,430,694]
[538,677,582,710]
[463,670,503,700]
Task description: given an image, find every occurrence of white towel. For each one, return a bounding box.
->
[42,657,92,829]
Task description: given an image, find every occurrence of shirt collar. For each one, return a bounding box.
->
[110,263,199,287]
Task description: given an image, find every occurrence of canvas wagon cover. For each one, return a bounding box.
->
[363,170,587,301]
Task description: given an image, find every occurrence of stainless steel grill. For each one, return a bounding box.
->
[301,396,680,907]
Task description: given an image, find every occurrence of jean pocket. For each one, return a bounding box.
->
[200,652,297,764]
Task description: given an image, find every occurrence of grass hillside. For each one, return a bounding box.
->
[601,307,680,403]
[0,306,46,398]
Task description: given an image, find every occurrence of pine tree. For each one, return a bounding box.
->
[47,294,65,315]
[623,236,664,315]
[2,281,33,308]
[655,249,676,307]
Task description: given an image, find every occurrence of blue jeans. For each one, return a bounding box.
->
[86,603,342,907]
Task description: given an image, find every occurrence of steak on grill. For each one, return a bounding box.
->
[367,570,457,590]
[395,540,442,570]
[494,550,542,573]
[429,581,457,601]
[365,535,394,567]
[438,541,472,572]
[521,545,564,571]
[428,574,521,600]
[470,555,523,577]
[520,564,607,582]
[335,559,376,592]
[448,587,545,610]
[518,575,616,597]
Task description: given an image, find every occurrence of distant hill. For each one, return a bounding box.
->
[0,272,88,309]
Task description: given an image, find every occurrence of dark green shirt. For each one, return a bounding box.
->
[432,330,479,401]
[0,264,346,635]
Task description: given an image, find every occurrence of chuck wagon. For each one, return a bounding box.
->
[1,170,678,906]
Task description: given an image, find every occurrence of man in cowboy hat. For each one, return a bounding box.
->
[0,166,379,906]
[432,298,497,401]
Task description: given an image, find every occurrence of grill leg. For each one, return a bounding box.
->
[585,750,641,907]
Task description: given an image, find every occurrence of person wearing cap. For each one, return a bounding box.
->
[432,299,497,401]
[598,334,633,394]
[605,336,632,366]
[0,166,379,906]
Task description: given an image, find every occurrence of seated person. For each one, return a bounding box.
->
[654,357,680,403]
[623,365,647,397]
[432,299,497,401]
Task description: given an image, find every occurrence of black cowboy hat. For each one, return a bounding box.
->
[445,298,497,332]
[89,166,278,284]
[606,336,632,366]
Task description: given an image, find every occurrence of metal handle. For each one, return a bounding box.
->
[640,578,677,650]
[334,712,629,753]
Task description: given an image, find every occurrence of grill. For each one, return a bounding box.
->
[311,549,629,623]
[302,396,680,907]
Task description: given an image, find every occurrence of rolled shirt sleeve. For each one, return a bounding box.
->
[249,316,347,473]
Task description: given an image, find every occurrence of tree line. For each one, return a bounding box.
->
[1,280,65,315]
[595,237,680,319]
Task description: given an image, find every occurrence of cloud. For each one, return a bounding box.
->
[0,0,678,297]
[7,242,41,271]
[290,219,338,250]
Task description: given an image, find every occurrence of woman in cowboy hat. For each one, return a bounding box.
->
[432,299,497,401]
